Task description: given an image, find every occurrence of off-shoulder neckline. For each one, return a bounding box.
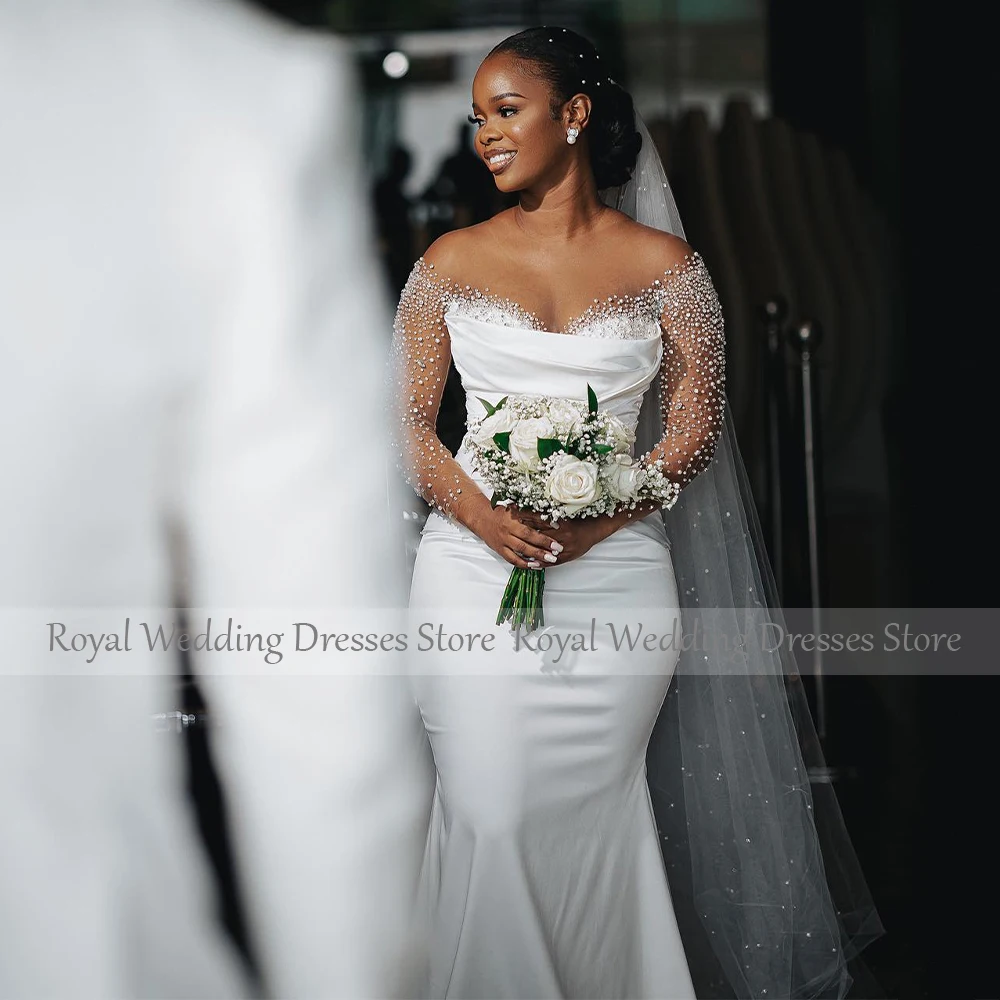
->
[442,306,664,344]
[411,252,705,338]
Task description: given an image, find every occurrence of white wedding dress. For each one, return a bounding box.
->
[394,251,725,999]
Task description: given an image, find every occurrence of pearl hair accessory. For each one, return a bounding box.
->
[539,30,614,91]
[566,127,580,145]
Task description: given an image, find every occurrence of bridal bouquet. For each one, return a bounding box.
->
[466,385,680,632]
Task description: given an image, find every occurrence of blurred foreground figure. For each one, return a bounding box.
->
[0,2,427,996]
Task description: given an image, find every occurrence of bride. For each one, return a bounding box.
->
[393,27,881,1000]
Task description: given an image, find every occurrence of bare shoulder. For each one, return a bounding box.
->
[609,214,696,276]
[421,227,475,275]
[421,212,514,282]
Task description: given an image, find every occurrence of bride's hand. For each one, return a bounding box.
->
[474,504,561,570]
[515,512,614,565]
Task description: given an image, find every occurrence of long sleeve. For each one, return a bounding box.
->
[391,258,484,518]
[654,253,727,488]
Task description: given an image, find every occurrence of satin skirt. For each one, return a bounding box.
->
[408,511,697,999]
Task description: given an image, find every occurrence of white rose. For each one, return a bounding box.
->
[607,417,636,455]
[545,399,586,440]
[470,406,516,450]
[509,416,556,470]
[546,453,601,514]
[602,454,647,501]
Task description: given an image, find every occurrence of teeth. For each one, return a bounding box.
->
[488,152,516,165]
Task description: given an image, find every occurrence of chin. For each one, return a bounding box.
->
[493,173,520,193]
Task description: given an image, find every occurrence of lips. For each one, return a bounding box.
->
[484,149,517,174]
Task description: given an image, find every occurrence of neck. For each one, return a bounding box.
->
[515,164,606,241]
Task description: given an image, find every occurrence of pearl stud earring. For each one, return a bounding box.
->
[566,127,580,145]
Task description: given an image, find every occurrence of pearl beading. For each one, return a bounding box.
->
[390,253,726,517]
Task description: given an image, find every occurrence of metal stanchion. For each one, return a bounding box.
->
[788,319,848,785]
[788,319,826,739]
[760,296,789,600]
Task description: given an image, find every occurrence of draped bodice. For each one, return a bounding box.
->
[444,309,662,489]
[447,310,662,431]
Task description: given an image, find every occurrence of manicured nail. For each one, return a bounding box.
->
[550,542,563,554]
[527,560,541,568]
[544,553,558,563]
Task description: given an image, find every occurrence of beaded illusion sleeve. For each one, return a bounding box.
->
[652,254,727,488]
[390,259,482,518]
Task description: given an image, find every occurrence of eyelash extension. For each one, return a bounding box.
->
[467,106,517,128]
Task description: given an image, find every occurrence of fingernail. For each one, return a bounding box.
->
[527,560,541,568]
[544,553,558,563]
[550,542,563,554]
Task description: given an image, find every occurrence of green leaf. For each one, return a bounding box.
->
[495,395,508,410]
[587,384,598,415]
[536,437,564,460]
[477,396,497,417]
[593,443,614,454]
[493,431,511,453]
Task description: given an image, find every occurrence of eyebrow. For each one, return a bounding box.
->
[489,91,526,103]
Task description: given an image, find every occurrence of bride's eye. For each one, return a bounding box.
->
[499,106,518,118]
[468,114,484,129]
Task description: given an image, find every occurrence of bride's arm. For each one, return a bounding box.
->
[647,251,727,485]
[391,257,484,523]
[391,250,555,568]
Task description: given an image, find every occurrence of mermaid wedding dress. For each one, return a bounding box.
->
[392,109,883,998]
[394,251,722,998]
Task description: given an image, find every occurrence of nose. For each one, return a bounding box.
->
[478,123,503,147]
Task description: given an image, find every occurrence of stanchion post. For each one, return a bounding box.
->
[760,296,789,599]
[788,319,828,743]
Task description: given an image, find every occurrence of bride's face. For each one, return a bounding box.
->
[470,53,576,193]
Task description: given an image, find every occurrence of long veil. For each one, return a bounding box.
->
[604,118,884,998]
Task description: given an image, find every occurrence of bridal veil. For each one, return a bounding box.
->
[611,117,883,998]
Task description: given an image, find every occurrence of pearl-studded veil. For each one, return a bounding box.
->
[607,117,884,998]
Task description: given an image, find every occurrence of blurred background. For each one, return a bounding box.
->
[161,2,991,997]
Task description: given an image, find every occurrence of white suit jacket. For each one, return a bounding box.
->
[0,2,429,996]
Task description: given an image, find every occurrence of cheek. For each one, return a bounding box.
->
[510,112,555,149]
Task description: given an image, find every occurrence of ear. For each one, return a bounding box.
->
[563,93,593,133]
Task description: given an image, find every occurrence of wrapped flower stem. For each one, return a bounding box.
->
[496,566,545,632]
